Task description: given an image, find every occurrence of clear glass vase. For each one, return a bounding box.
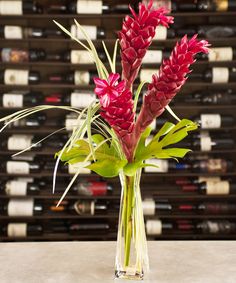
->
[115,169,149,280]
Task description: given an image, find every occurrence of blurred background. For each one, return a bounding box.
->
[0,0,236,242]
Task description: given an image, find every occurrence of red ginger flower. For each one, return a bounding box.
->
[135,35,210,133]
[94,73,135,160]
[119,1,173,90]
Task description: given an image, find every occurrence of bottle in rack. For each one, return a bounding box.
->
[142,49,171,64]
[0,91,43,108]
[197,220,236,234]
[0,160,42,174]
[0,0,42,15]
[0,69,40,85]
[0,26,63,39]
[1,223,43,237]
[48,71,96,85]
[179,202,236,214]
[142,198,172,215]
[204,68,236,83]
[69,222,110,234]
[1,179,41,195]
[72,180,113,196]
[0,198,43,216]
[193,114,234,129]
[146,219,173,235]
[1,134,42,151]
[197,1,236,12]
[196,47,236,62]
[1,48,46,63]
[69,200,108,215]
[184,90,236,105]
[6,113,46,128]
[70,25,105,40]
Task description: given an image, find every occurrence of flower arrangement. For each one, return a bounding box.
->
[0,0,209,280]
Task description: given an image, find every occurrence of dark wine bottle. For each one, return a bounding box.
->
[1,48,46,63]
[198,25,236,38]
[72,180,113,196]
[1,198,43,216]
[146,219,173,235]
[197,0,236,11]
[197,220,236,234]
[142,198,172,215]
[69,222,110,234]
[196,47,236,62]
[1,160,42,174]
[71,25,105,40]
[198,203,236,213]
[69,200,108,215]
[2,179,40,195]
[0,0,42,15]
[6,113,46,128]
[1,223,43,237]
[0,91,43,108]
[48,70,96,85]
[194,114,234,129]
[192,159,234,173]
[144,159,191,173]
[0,69,40,85]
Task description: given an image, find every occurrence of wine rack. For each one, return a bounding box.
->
[1,0,236,242]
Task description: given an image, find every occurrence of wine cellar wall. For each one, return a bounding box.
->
[0,0,236,241]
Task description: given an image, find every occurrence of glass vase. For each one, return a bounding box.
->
[115,169,149,280]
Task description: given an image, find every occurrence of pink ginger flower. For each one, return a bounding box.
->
[94,73,135,160]
[119,1,173,90]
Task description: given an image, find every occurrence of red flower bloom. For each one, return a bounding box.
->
[135,34,210,133]
[119,1,173,90]
[94,73,135,160]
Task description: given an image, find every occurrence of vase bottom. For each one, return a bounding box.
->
[115,269,144,280]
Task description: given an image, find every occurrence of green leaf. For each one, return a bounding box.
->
[88,159,127,178]
[161,148,192,158]
[153,121,175,142]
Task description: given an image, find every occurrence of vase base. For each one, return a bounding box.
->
[115,270,144,280]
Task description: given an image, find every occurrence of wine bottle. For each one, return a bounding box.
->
[64,113,86,131]
[142,50,170,64]
[71,25,105,40]
[0,91,43,108]
[0,0,42,15]
[192,159,234,173]
[142,198,172,215]
[0,69,40,85]
[179,202,236,213]
[2,179,40,195]
[182,180,236,195]
[1,48,46,63]
[196,47,236,62]
[194,114,234,129]
[69,200,108,215]
[1,134,42,151]
[197,0,236,11]
[198,25,236,38]
[153,26,176,40]
[144,159,191,173]
[185,90,236,105]
[48,70,96,85]
[6,113,46,128]
[1,223,43,237]
[143,0,174,11]
[204,67,236,83]
[146,219,173,235]
[68,1,112,14]
[176,176,222,185]
[46,50,106,64]
[0,26,63,39]
[197,220,236,234]
[63,92,97,108]
[1,160,42,174]
[69,222,110,234]
[72,180,113,196]
[1,198,43,216]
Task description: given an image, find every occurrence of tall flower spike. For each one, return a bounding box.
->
[94,73,135,161]
[132,35,210,156]
[119,1,173,90]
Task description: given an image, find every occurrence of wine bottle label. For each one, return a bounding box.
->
[207,221,220,233]
[212,67,229,83]
[7,134,33,150]
[70,50,94,64]
[3,93,23,108]
[200,114,221,129]
[198,176,221,183]
[1,48,28,63]
[145,159,168,173]
[206,181,230,195]
[143,198,156,215]
[143,0,171,10]
[68,163,91,174]
[215,0,228,11]
[6,161,30,174]
[200,136,212,151]
[146,220,162,235]
[70,92,96,108]
[154,26,167,40]
[7,223,27,237]
[74,200,94,215]
[140,69,158,82]
[74,71,90,85]
[207,159,225,173]
[71,25,97,40]
[7,198,34,216]
[209,47,233,62]
[4,69,29,85]
[77,0,102,14]
[77,182,107,196]
[5,180,28,196]
[65,116,85,131]
[143,50,163,64]
[4,25,23,39]
[0,1,22,15]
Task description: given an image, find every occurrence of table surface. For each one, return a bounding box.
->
[0,241,235,283]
